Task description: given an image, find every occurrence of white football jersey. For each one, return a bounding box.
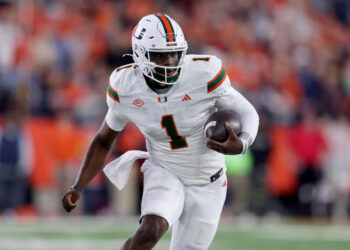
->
[106,54,238,185]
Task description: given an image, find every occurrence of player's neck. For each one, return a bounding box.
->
[144,76,173,94]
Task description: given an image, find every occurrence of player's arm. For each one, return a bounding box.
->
[210,91,259,155]
[203,56,259,154]
[203,59,258,154]
[61,120,120,213]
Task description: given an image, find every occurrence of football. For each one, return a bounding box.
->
[204,110,242,142]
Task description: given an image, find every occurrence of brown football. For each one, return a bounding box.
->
[204,110,242,142]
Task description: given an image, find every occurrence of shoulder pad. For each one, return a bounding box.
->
[186,54,222,75]
[108,64,135,103]
[185,55,227,93]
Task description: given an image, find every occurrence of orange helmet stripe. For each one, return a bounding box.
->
[155,13,175,42]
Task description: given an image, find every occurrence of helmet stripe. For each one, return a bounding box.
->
[155,13,175,42]
[163,14,175,38]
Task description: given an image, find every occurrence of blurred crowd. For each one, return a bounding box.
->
[0,0,350,221]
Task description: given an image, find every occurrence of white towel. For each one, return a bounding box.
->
[103,150,149,190]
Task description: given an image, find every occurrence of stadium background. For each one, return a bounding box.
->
[0,0,350,249]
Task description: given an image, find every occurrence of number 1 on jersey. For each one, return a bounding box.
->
[161,115,188,150]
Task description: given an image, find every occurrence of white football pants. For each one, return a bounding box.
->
[140,160,227,250]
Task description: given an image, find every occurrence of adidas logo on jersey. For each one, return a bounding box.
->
[182,94,191,101]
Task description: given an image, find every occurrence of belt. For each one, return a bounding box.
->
[210,168,223,182]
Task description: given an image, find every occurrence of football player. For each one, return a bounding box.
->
[62,13,259,250]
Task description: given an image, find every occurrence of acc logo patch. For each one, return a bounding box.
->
[133,99,144,107]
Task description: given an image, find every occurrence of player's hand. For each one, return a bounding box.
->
[61,189,82,213]
[206,122,243,155]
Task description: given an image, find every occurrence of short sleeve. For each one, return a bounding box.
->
[105,108,128,131]
[213,73,237,99]
[206,56,237,99]
[105,70,128,131]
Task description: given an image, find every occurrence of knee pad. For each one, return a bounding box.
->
[175,219,217,250]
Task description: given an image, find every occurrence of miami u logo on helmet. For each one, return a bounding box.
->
[133,24,147,40]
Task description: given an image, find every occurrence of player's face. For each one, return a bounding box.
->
[149,51,180,76]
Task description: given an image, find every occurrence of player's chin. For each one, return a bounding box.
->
[167,68,177,75]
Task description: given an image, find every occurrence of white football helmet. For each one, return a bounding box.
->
[132,13,188,85]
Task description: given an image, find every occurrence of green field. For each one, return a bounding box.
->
[0,216,350,250]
